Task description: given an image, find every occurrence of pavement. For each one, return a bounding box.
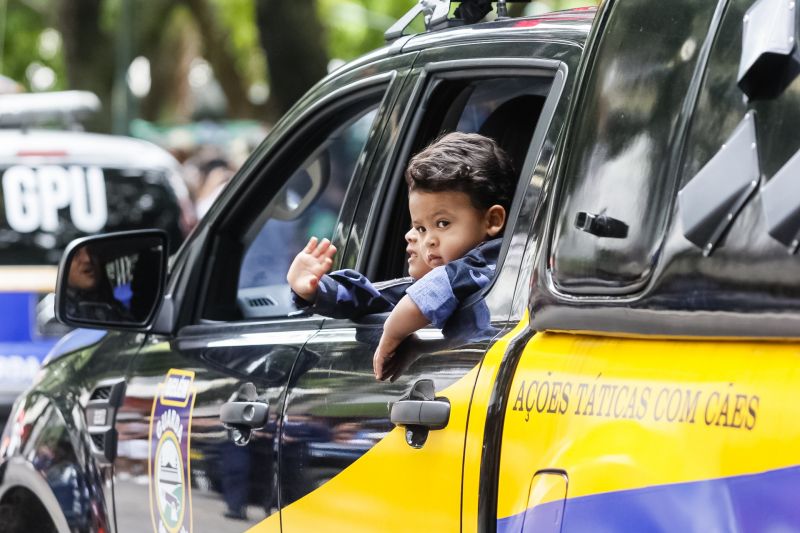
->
[113,477,271,532]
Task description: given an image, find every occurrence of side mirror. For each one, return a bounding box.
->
[55,230,168,330]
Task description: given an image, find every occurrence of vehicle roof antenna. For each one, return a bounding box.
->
[496,0,509,18]
[385,0,452,41]
[454,0,493,23]
[385,0,522,41]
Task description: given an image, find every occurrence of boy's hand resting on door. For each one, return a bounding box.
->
[373,295,430,380]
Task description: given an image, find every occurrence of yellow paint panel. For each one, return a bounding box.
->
[462,314,529,533]
[497,332,800,518]
[248,319,529,533]
[250,366,479,533]
[527,471,567,510]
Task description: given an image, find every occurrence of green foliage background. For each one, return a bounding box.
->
[0,0,597,121]
[2,0,67,91]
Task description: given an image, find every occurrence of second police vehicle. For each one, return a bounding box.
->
[0,91,192,421]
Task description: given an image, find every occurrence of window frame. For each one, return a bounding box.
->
[357,58,563,307]
[541,0,726,300]
[192,75,397,325]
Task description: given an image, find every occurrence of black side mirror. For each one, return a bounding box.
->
[55,230,168,330]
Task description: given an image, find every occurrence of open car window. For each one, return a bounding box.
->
[230,105,381,320]
[370,73,551,283]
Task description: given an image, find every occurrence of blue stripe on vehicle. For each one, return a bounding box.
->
[0,342,56,358]
[0,292,35,342]
[497,465,800,533]
[41,329,107,366]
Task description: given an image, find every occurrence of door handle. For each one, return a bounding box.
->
[390,379,450,448]
[220,401,269,429]
[221,382,268,446]
[390,399,450,430]
[574,211,629,238]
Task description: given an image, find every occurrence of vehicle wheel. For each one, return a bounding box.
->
[0,490,57,533]
[0,503,23,533]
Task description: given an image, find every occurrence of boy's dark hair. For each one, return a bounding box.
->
[405,132,515,212]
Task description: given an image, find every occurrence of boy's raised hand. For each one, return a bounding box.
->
[287,237,337,302]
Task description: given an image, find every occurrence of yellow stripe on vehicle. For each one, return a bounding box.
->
[248,319,528,533]
[462,313,530,533]
[497,332,800,520]
[249,368,478,532]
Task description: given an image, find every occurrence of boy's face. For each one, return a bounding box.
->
[409,190,505,268]
[405,227,431,279]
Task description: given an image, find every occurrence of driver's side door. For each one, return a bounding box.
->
[268,42,568,533]
[112,55,413,533]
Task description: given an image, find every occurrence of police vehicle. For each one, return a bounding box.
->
[3,0,800,531]
[0,91,192,424]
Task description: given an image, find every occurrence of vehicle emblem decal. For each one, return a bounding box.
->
[149,369,196,533]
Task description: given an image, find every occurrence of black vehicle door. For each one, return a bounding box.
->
[271,42,570,532]
[112,54,414,533]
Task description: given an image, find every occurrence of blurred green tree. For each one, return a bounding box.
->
[2,1,67,91]
[255,0,329,122]
[1,0,597,131]
[57,0,114,129]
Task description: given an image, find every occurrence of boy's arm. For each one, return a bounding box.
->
[404,238,501,328]
[294,270,407,319]
[372,240,502,380]
[373,295,429,380]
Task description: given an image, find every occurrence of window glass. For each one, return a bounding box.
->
[549,0,718,295]
[235,106,378,318]
[681,0,800,187]
[412,76,549,173]
[375,75,549,281]
[675,0,800,258]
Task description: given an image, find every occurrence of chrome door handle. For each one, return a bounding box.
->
[221,382,268,446]
[575,211,629,238]
[220,401,269,430]
[390,379,450,448]
[390,399,450,430]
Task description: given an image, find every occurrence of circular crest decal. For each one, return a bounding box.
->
[149,369,196,533]
[155,431,185,531]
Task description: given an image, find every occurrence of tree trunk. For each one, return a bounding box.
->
[138,7,198,122]
[134,2,180,121]
[184,0,260,119]
[57,0,114,131]
[255,0,329,122]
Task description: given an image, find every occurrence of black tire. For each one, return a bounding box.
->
[0,503,24,533]
[0,491,57,533]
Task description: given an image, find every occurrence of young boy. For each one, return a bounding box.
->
[287,132,514,380]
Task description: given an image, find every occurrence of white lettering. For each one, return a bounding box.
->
[2,166,40,233]
[38,166,71,231]
[69,166,107,232]
[1,165,108,233]
[164,376,190,401]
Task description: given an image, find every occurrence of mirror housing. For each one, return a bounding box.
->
[55,230,168,331]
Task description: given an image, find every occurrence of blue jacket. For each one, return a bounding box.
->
[292,238,501,328]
